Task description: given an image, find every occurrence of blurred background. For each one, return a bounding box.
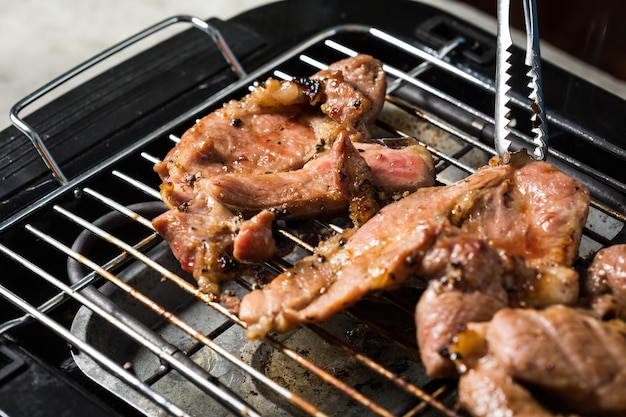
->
[468,0,626,81]
[2,0,625,129]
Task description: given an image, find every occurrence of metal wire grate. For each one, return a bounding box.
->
[1,15,625,417]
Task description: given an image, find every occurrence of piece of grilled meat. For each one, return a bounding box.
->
[415,231,514,378]
[458,359,558,417]
[154,55,387,293]
[153,55,437,294]
[239,152,589,339]
[452,306,626,416]
[581,244,626,321]
[206,132,434,222]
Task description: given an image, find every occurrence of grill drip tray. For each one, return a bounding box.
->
[70,243,442,416]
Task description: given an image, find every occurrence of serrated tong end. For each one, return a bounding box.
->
[495,0,548,164]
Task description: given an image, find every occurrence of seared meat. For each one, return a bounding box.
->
[156,78,322,211]
[416,153,589,378]
[453,153,587,308]
[233,210,277,264]
[155,54,386,212]
[310,53,387,132]
[154,55,392,293]
[152,194,241,294]
[586,244,626,300]
[239,231,354,337]
[492,306,626,415]
[153,75,328,293]
[581,244,626,321]
[239,153,589,339]
[454,306,626,416]
[206,133,434,222]
[155,55,385,199]
[458,360,558,417]
[459,153,588,303]
[415,232,510,378]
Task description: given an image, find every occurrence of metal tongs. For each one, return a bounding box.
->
[494,0,548,163]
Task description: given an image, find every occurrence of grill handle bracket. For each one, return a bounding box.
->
[9,15,246,186]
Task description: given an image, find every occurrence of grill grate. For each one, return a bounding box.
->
[1,13,625,417]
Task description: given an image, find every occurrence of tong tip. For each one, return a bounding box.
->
[495,0,548,163]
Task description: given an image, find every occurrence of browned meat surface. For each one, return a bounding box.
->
[310,53,387,131]
[586,244,626,299]
[415,232,510,378]
[459,153,588,295]
[458,360,560,417]
[153,75,327,293]
[153,55,393,293]
[239,231,352,337]
[155,54,386,212]
[156,78,322,210]
[205,133,434,222]
[233,210,277,264]
[152,194,241,294]
[578,244,626,321]
[455,306,626,416]
[239,153,589,339]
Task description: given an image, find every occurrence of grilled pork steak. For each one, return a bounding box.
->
[154,55,438,293]
[155,79,328,211]
[206,132,434,221]
[155,54,387,213]
[239,152,589,339]
[454,306,626,416]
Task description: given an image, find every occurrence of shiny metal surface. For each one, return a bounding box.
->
[495,0,547,162]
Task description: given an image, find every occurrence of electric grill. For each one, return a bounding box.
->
[1,1,625,416]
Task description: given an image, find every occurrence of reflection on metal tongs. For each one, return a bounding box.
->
[494,0,548,163]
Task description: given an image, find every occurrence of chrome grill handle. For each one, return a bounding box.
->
[9,15,246,186]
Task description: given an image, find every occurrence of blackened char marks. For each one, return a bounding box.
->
[293,76,322,103]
